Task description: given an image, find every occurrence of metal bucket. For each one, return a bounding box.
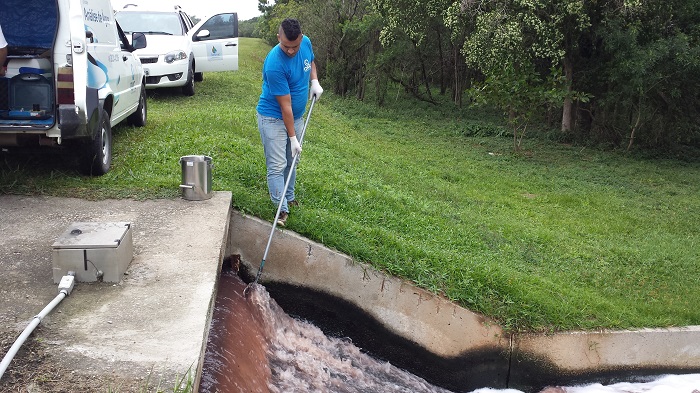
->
[179,155,213,201]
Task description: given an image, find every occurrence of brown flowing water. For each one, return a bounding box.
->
[199,271,700,393]
[199,271,453,393]
[198,271,271,393]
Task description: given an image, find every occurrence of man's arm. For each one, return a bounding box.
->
[310,60,318,81]
[309,60,323,100]
[275,94,296,138]
[0,46,7,77]
[275,93,302,156]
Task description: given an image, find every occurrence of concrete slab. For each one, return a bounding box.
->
[0,193,231,390]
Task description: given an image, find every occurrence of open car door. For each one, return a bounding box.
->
[190,13,239,73]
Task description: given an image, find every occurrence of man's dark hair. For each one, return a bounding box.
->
[280,18,302,41]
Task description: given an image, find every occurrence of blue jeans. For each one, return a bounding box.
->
[257,113,304,213]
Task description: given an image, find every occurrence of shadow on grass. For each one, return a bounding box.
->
[1,146,80,177]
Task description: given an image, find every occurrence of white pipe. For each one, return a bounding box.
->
[0,273,74,380]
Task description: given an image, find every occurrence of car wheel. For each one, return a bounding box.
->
[79,108,112,176]
[182,61,195,96]
[127,86,147,127]
[194,72,203,82]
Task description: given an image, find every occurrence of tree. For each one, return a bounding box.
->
[372,0,464,104]
[577,0,700,149]
[257,0,303,45]
[256,0,700,150]
[239,17,262,38]
[462,0,590,139]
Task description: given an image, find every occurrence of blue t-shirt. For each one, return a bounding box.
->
[256,35,314,119]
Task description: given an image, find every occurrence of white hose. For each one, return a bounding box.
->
[0,273,74,380]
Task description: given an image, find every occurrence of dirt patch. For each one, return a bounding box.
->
[0,330,157,392]
[2,330,99,391]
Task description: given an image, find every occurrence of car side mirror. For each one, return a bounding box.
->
[132,32,147,50]
[194,29,211,41]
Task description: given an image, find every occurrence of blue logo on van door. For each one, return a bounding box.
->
[87,54,108,89]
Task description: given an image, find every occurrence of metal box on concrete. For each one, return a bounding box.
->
[52,222,134,283]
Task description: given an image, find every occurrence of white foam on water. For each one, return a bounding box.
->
[250,284,453,393]
[469,374,700,393]
[563,374,700,393]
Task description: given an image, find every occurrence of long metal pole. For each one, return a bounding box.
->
[247,97,317,292]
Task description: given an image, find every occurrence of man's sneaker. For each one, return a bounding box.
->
[277,211,289,226]
[288,200,300,208]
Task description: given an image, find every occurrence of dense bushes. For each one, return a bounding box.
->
[252,0,700,153]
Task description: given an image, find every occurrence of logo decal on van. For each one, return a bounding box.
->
[87,54,109,89]
[207,44,223,61]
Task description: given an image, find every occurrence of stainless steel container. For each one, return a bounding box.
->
[179,155,213,201]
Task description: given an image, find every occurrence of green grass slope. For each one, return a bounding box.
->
[2,38,699,332]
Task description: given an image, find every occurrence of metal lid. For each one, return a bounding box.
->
[180,155,212,163]
[52,222,131,249]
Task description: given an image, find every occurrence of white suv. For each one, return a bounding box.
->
[116,5,239,96]
[0,0,148,175]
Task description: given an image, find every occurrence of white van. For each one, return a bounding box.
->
[0,0,148,175]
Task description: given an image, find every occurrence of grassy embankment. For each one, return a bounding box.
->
[2,37,699,332]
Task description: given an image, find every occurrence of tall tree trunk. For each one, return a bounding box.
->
[453,43,464,107]
[412,40,434,102]
[436,28,446,95]
[561,56,574,132]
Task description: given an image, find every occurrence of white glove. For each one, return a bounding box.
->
[290,135,302,157]
[309,79,323,101]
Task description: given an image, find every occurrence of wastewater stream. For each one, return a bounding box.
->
[198,271,700,393]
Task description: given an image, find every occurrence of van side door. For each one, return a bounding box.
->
[189,13,239,73]
[81,1,142,125]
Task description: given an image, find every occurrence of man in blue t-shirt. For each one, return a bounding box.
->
[256,18,323,226]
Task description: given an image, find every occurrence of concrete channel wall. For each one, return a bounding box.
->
[227,210,700,392]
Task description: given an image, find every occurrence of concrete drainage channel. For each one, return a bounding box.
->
[227,210,700,392]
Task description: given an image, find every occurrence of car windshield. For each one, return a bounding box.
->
[116,11,184,36]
